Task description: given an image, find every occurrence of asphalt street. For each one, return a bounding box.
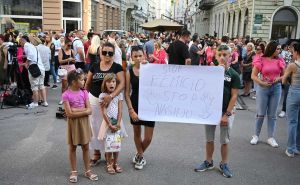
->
[0,87,299,185]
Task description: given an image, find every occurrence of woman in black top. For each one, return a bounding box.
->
[125,46,155,170]
[242,42,256,96]
[85,42,125,166]
[58,39,76,95]
[87,35,101,70]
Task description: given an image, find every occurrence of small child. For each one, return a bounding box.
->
[98,73,127,174]
[62,68,98,183]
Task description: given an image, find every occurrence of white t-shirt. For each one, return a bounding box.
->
[73,37,84,63]
[53,39,61,56]
[24,42,45,71]
[36,44,50,71]
[114,47,122,65]
[3,42,14,65]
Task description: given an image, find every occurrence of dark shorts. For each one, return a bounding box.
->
[75,62,85,71]
[130,119,155,128]
[44,70,50,86]
[243,71,252,82]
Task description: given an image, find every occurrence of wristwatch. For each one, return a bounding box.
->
[224,111,232,117]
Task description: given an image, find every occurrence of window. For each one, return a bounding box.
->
[91,0,98,31]
[0,0,42,16]
[13,18,42,33]
[63,1,81,18]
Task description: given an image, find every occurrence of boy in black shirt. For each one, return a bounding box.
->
[194,45,241,178]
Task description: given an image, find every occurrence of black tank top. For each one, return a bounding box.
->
[129,68,139,111]
[61,48,75,65]
[89,46,100,65]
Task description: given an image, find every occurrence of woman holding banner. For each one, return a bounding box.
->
[125,46,155,170]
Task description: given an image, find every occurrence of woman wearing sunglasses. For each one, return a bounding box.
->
[85,42,125,166]
[250,41,285,147]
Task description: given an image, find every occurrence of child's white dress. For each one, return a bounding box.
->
[98,93,127,142]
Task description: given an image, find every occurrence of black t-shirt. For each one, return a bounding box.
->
[167,40,190,65]
[189,44,200,65]
[223,67,241,112]
[89,62,123,97]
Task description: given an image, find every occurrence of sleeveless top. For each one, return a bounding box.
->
[88,46,100,65]
[61,48,75,65]
[292,61,300,85]
[129,68,139,111]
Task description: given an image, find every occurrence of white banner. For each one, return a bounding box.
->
[138,64,225,125]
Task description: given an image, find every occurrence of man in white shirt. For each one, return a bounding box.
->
[52,34,61,81]
[72,30,85,70]
[21,36,47,109]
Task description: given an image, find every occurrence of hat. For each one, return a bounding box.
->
[29,35,42,46]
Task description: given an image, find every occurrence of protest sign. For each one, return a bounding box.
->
[139,64,224,125]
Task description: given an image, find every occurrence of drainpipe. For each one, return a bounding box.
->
[250,0,255,37]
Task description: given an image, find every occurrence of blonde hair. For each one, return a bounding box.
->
[101,73,117,93]
[89,35,101,54]
[247,42,255,52]
[154,41,161,49]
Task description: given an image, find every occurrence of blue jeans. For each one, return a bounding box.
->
[50,63,57,84]
[255,83,282,138]
[286,85,300,153]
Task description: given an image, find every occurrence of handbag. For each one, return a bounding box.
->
[104,130,122,152]
[58,66,68,77]
[28,48,41,78]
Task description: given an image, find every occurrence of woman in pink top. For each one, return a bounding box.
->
[205,43,216,66]
[150,41,166,64]
[250,41,285,148]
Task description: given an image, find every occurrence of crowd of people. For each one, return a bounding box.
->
[0,28,299,182]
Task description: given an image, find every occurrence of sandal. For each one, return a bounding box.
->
[84,170,98,181]
[69,171,78,183]
[90,153,101,167]
[106,163,116,174]
[114,163,123,173]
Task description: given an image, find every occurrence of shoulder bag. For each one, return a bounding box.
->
[28,47,41,78]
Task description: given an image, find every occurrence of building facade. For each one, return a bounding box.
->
[125,0,156,33]
[0,0,123,34]
[194,0,300,41]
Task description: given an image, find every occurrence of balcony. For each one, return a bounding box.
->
[198,0,215,10]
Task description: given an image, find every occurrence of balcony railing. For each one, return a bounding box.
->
[199,0,215,10]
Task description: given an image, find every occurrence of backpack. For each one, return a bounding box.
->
[3,88,32,106]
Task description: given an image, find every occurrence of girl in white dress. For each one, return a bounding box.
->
[98,73,127,174]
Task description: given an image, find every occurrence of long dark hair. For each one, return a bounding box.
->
[293,42,300,56]
[263,41,278,57]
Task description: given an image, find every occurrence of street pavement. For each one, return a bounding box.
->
[0,87,299,185]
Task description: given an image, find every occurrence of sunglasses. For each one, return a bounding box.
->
[102,51,114,57]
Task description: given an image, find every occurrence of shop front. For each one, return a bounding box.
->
[0,0,43,33]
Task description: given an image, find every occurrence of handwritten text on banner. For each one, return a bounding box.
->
[139,64,225,125]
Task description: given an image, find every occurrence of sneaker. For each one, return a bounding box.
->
[132,154,138,164]
[58,100,63,105]
[250,135,259,145]
[52,84,58,89]
[194,160,214,172]
[26,102,38,109]
[285,150,295,158]
[219,163,233,178]
[278,111,286,118]
[251,95,256,100]
[56,79,61,83]
[267,138,279,148]
[42,102,48,107]
[134,156,146,170]
[11,82,17,87]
